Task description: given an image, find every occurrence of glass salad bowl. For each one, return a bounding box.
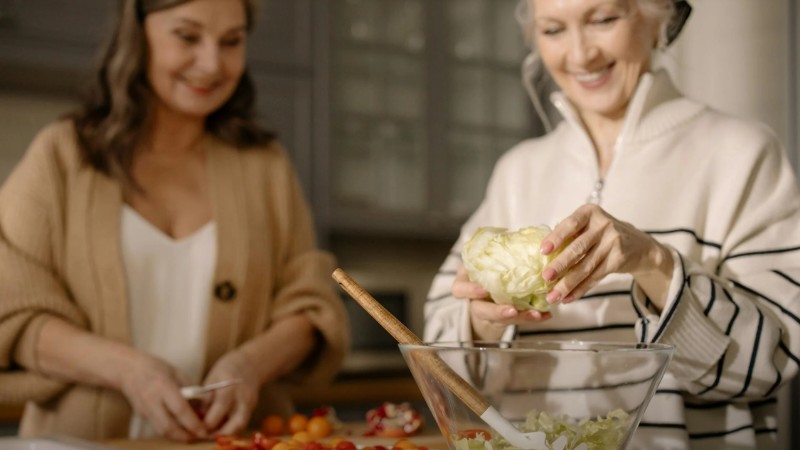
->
[399,341,673,450]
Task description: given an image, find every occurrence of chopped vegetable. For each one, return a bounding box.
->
[365,402,424,437]
[462,226,560,311]
[452,409,630,450]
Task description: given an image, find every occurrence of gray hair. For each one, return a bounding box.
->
[516,0,677,133]
[515,0,676,50]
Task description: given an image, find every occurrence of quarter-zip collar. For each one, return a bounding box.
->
[545,70,705,204]
[549,70,706,153]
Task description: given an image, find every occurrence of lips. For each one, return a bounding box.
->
[180,77,221,95]
[572,65,613,88]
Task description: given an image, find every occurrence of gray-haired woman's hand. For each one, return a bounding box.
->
[452,265,551,341]
[540,203,674,310]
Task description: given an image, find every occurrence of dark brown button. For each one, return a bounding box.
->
[214,281,237,302]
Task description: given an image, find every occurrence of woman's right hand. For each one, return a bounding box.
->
[452,265,551,341]
[119,353,208,442]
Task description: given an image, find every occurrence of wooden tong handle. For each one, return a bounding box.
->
[332,268,489,414]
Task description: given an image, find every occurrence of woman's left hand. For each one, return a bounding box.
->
[200,351,261,436]
[540,203,674,307]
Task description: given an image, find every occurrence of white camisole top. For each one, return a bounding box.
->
[120,206,217,438]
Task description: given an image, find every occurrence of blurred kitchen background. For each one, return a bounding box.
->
[0,0,799,446]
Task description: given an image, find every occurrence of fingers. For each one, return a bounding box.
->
[141,395,197,442]
[452,265,489,300]
[541,204,596,255]
[162,391,208,439]
[149,405,194,442]
[546,231,608,303]
[203,390,235,431]
[206,387,254,437]
[469,300,551,341]
[470,300,551,325]
[542,228,602,285]
[213,401,249,436]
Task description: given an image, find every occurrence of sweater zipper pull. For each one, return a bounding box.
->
[587,179,604,204]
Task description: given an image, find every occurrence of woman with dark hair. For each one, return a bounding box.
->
[425,0,800,448]
[0,0,348,442]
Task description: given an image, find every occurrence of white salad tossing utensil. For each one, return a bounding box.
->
[332,268,551,450]
[180,378,243,399]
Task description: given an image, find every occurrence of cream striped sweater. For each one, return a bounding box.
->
[424,71,800,449]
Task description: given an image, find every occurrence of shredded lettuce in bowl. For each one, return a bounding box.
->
[462,226,559,311]
[452,409,630,450]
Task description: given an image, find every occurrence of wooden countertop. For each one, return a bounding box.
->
[102,422,446,450]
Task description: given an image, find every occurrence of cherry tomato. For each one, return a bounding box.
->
[334,440,358,450]
[457,429,492,440]
[254,432,281,450]
[393,439,417,449]
[262,414,286,436]
[303,442,327,450]
[287,413,309,434]
[307,415,333,439]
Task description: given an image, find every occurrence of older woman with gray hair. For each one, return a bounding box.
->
[0,0,348,442]
[425,0,800,448]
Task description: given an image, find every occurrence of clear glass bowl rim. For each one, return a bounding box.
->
[399,339,674,355]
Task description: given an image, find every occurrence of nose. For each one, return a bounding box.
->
[567,29,599,67]
[194,41,222,75]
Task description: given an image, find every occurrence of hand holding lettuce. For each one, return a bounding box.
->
[461,226,561,312]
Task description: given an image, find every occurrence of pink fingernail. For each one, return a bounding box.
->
[541,241,554,255]
[547,290,561,303]
[543,268,557,281]
[502,308,517,318]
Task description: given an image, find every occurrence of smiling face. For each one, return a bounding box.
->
[144,0,247,121]
[530,0,659,121]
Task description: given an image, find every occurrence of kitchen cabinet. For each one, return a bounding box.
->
[0,0,114,92]
[0,0,543,241]
[317,0,542,240]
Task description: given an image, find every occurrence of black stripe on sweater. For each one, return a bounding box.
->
[654,388,683,396]
[778,339,800,367]
[721,288,741,335]
[627,281,650,342]
[697,288,738,396]
[773,269,800,288]
[731,279,800,327]
[733,308,764,398]
[638,422,687,430]
[765,369,782,398]
[749,397,778,408]
[689,424,753,439]
[684,396,776,410]
[652,254,688,342]
[580,290,631,300]
[719,244,800,269]
[729,279,800,367]
[702,277,717,316]
[644,228,722,249]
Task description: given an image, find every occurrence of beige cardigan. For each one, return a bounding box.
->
[0,121,349,439]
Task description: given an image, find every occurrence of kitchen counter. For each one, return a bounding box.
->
[102,423,446,450]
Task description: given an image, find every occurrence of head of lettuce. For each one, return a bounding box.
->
[461,226,559,312]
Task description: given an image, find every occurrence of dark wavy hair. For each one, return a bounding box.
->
[71,0,274,183]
